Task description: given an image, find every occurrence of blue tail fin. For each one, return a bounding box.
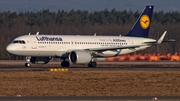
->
[126,5,154,38]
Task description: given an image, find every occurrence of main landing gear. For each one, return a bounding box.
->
[61,61,70,67]
[25,57,31,67]
[88,61,97,67]
[60,60,97,67]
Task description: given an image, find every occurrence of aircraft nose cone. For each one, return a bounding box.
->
[6,44,22,55]
[6,44,14,53]
[6,45,11,52]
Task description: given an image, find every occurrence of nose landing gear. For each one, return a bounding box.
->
[25,57,31,67]
[25,63,30,67]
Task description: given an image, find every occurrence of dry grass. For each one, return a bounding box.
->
[0,68,180,96]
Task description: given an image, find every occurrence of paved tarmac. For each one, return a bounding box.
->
[0,60,180,71]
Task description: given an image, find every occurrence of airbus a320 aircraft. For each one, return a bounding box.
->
[6,5,173,67]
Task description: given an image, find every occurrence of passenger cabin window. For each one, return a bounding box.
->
[13,40,26,44]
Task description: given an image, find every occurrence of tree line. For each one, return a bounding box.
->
[2,9,180,26]
[1,9,180,60]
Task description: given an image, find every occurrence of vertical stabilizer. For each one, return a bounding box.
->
[126,5,154,38]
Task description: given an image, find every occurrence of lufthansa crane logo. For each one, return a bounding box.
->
[140,15,150,29]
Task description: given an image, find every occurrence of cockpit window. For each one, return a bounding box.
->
[12,40,26,44]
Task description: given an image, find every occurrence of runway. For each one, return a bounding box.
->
[1,60,180,71]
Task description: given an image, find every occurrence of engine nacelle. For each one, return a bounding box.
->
[30,57,51,64]
[69,50,92,64]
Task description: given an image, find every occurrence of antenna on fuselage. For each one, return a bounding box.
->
[94,33,96,36]
[36,31,39,35]
[28,32,31,35]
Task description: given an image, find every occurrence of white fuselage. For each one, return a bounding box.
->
[6,35,156,58]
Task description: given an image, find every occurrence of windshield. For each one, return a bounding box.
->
[12,40,26,44]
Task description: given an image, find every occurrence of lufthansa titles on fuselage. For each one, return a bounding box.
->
[36,36,63,41]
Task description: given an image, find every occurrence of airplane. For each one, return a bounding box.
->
[6,5,174,67]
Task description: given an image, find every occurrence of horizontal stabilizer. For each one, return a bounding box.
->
[162,39,175,43]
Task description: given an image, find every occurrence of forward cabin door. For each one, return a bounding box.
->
[30,37,37,49]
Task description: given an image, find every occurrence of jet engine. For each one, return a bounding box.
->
[30,57,51,64]
[69,50,92,64]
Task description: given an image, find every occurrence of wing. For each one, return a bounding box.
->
[87,44,147,51]
[66,44,147,53]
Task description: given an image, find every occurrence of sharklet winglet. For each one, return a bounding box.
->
[157,31,167,44]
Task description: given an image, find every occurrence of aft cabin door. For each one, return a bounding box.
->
[30,37,37,49]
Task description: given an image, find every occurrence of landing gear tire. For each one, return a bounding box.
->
[61,61,70,67]
[25,63,30,67]
[88,61,97,67]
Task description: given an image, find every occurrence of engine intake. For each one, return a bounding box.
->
[69,50,92,64]
[30,57,51,64]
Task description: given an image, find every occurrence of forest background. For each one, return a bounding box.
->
[0,9,179,60]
